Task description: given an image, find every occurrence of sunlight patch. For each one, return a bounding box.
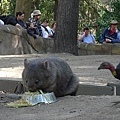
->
[0,67,23,78]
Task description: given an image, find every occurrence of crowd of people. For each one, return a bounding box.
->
[0,10,56,39]
[0,10,120,43]
[78,20,120,44]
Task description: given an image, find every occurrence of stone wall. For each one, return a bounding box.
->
[1,25,120,55]
[0,25,54,55]
[78,43,120,55]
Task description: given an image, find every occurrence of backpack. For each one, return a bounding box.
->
[0,15,14,24]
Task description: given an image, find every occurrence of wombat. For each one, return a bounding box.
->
[22,57,79,97]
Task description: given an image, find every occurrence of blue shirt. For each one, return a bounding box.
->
[82,34,95,44]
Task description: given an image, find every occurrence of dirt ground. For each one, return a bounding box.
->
[1,53,120,120]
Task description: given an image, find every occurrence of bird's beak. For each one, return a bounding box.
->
[98,67,101,70]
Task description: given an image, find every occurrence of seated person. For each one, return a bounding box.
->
[78,27,96,44]
[49,21,56,38]
[6,11,26,29]
[28,10,42,37]
[0,19,4,26]
[100,20,120,43]
[26,21,40,39]
[43,20,56,38]
[41,19,52,38]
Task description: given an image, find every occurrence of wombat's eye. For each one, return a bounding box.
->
[35,81,39,84]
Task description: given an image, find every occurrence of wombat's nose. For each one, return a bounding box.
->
[27,84,36,92]
[29,89,36,92]
[28,87,36,92]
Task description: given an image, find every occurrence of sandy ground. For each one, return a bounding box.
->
[1,53,120,120]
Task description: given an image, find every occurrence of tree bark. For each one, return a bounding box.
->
[15,0,34,21]
[54,0,79,55]
[54,0,58,21]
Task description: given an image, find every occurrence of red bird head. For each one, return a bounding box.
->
[98,62,114,70]
[98,62,118,78]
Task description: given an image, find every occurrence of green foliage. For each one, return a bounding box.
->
[8,0,16,15]
[0,0,16,15]
[39,0,55,23]
[111,0,120,23]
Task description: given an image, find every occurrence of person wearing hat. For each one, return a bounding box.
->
[28,10,42,36]
[100,20,120,43]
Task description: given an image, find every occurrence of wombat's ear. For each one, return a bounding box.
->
[24,59,29,68]
[42,60,50,70]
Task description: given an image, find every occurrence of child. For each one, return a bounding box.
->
[26,21,40,39]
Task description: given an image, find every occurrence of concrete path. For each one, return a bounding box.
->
[0,53,119,83]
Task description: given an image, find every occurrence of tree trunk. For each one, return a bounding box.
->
[54,0,58,21]
[54,0,79,55]
[15,0,34,21]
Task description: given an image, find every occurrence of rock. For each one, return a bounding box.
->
[0,25,54,55]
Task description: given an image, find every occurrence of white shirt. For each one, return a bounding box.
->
[41,26,49,38]
[0,19,4,26]
[46,26,53,35]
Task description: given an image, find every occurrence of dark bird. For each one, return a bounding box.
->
[98,62,120,80]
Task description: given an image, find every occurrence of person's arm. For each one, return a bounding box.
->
[16,23,22,29]
[100,29,107,43]
[27,28,38,39]
[78,32,85,41]
[111,32,120,43]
